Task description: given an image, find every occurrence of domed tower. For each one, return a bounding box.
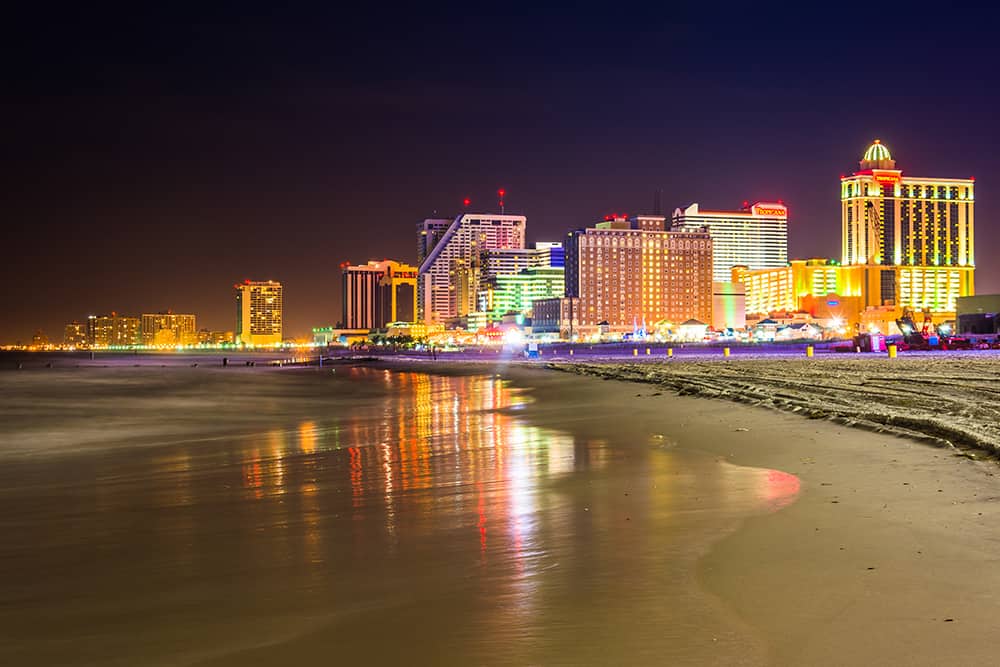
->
[859,139,896,170]
[840,139,975,319]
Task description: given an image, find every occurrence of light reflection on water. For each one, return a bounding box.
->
[0,367,799,666]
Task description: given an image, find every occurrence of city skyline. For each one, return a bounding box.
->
[3,7,999,342]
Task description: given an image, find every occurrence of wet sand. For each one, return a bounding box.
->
[1,360,999,665]
[379,359,1000,665]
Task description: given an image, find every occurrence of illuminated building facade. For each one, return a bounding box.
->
[842,140,974,269]
[63,322,87,348]
[565,216,713,329]
[416,218,453,267]
[141,312,197,346]
[481,242,564,280]
[735,140,978,328]
[87,313,141,347]
[235,280,283,346]
[473,266,565,328]
[198,329,234,345]
[712,282,746,330]
[734,260,974,323]
[417,213,526,322]
[449,258,480,319]
[341,260,418,329]
[672,202,788,282]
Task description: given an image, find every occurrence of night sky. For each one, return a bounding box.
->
[3,6,999,343]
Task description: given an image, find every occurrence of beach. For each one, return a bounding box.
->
[0,354,999,664]
[378,355,1000,664]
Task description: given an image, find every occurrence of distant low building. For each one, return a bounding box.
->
[87,313,141,347]
[531,297,580,338]
[63,322,87,348]
[197,329,234,346]
[142,312,197,346]
[31,330,50,348]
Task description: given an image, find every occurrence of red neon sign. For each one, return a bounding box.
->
[872,170,901,185]
[752,203,787,217]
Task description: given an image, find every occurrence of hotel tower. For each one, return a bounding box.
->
[672,202,788,282]
[736,140,976,325]
[417,213,526,322]
[842,140,974,268]
[235,280,283,346]
[840,139,974,310]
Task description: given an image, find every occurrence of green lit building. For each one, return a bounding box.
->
[472,266,565,330]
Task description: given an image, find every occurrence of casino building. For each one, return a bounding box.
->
[842,140,974,269]
[735,140,975,329]
[672,201,788,283]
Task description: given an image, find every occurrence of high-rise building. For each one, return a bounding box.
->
[235,280,283,346]
[141,312,197,346]
[416,218,453,267]
[671,202,788,282]
[842,140,974,268]
[63,321,87,348]
[341,260,418,329]
[565,215,713,329]
[418,213,527,322]
[449,258,480,319]
[87,313,141,347]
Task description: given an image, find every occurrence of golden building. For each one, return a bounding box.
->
[737,140,978,329]
[341,260,418,329]
[87,313,141,347]
[734,260,974,324]
[141,312,197,346]
[235,280,283,346]
[842,140,974,269]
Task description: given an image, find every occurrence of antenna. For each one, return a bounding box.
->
[653,188,662,216]
[498,188,506,214]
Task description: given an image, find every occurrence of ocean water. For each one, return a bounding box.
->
[0,363,799,665]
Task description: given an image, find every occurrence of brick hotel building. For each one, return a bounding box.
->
[564,215,713,331]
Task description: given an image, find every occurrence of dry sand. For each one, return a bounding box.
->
[549,354,1000,454]
[378,358,1000,665]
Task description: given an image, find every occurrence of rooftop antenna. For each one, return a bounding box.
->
[653,188,662,216]
[498,188,506,214]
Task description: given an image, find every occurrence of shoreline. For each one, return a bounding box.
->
[367,354,1000,457]
[366,356,1000,664]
